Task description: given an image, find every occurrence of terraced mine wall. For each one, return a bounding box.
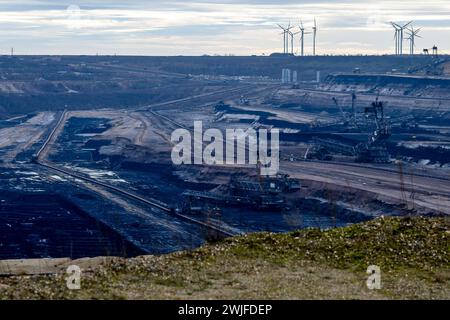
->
[156,55,441,79]
[0,191,144,260]
[321,73,450,99]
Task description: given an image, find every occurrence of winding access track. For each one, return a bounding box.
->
[33,101,239,238]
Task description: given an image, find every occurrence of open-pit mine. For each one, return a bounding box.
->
[1,55,450,263]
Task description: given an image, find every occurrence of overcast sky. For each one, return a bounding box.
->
[0,0,449,55]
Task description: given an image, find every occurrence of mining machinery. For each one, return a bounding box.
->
[332,92,358,128]
[355,98,391,163]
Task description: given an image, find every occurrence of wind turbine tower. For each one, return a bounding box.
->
[406,26,421,55]
[312,18,318,56]
[400,21,413,55]
[299,20,311,57]
[286,23,293,54]
[278,24,287,54]
[289,30,300,55]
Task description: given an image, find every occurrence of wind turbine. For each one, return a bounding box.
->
[298,20,311,56]
[277,22,293,54]
[286,22,293,54]
[289,30,300,55]
[391,22,401,55]
[312,18,318,56]
[277,24,287,54]
[392,21,412,55]
[400,21,412,55]
[406,26,422,55]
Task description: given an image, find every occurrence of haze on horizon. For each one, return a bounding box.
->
[0,0,449,56]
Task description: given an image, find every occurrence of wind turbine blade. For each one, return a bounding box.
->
[402,21,413,28]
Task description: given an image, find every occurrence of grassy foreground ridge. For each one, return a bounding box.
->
[0,216,449,300]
